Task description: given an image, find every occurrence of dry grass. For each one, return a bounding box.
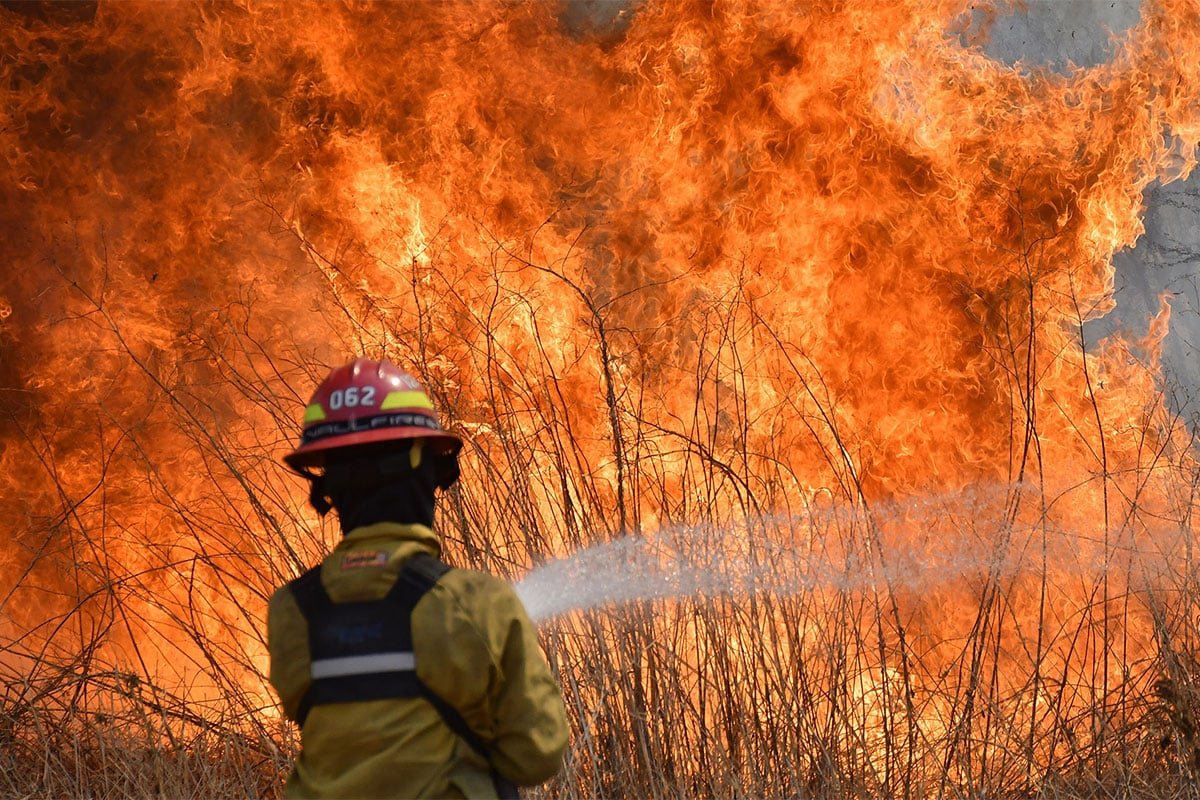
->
[0,665,291,799]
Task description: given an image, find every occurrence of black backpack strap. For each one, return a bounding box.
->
[289,564,330,618]
[288,565,339,727]
[398,550,451,593]
[289,565,329,726]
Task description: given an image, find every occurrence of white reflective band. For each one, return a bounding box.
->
[310,652,415,679]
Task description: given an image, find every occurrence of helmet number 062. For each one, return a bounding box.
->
[328,386,376,411]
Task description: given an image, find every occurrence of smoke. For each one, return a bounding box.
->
[979,0,1200,425]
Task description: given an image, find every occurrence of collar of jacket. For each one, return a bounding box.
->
[338,521,442,558]
[319,523,443,602]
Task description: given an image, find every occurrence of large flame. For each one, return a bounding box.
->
[2,0,1200,794]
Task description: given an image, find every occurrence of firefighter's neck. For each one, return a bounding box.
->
[335,482,435,533]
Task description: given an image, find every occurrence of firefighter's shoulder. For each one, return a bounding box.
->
[424,566,532,633]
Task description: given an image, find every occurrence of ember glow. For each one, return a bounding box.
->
[2,0,1200,795]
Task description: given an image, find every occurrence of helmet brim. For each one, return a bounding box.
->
[283,428,463,470]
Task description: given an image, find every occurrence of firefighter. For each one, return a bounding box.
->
[267,357,568,799]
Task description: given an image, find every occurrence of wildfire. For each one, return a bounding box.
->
[2,0,1199,795]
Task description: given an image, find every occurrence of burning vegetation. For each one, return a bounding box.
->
[2,0,1200,797]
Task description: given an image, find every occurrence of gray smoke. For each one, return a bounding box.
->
[984,1,1200,425]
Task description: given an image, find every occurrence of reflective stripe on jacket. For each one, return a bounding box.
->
[267,522,568,799]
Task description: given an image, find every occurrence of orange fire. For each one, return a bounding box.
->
[2,0,1199,793]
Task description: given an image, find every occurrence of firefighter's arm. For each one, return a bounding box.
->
[417,572,568,785]
[485,585,569,784]
[266,586,312,722]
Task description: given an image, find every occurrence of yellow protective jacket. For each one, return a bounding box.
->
[268,522,568,799]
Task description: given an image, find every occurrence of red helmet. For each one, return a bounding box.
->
[284,358,462,470]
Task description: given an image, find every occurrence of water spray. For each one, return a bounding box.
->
[514,484,1186,623]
